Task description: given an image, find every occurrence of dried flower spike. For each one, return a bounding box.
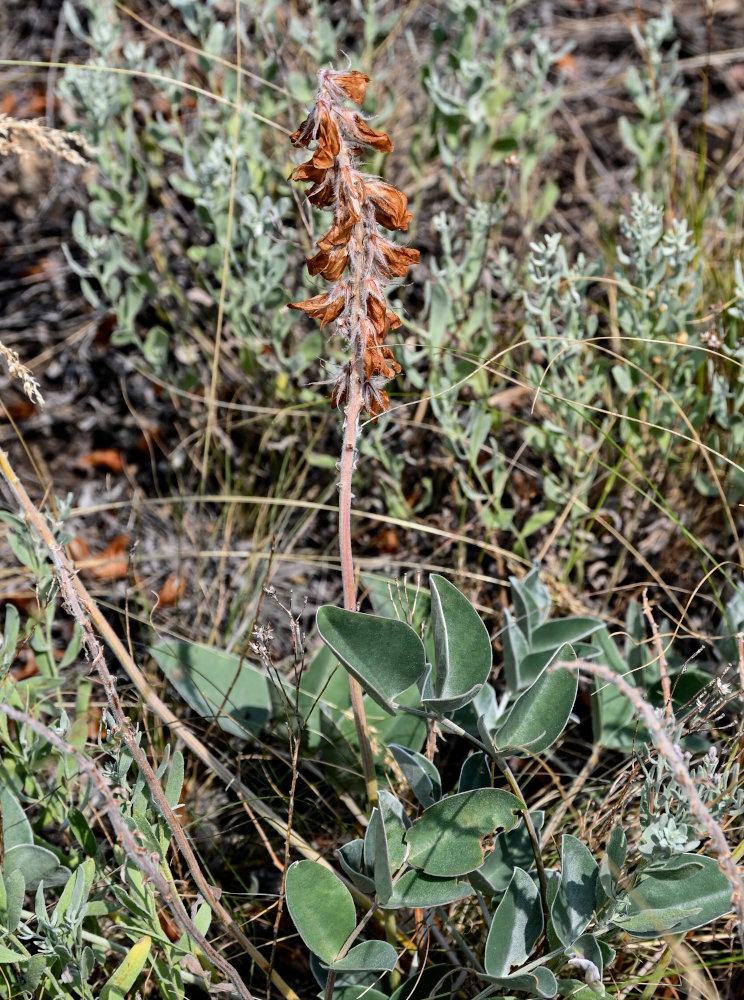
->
[289,68,418,419]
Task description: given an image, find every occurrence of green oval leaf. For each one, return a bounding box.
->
[469,812,545,894]
[611,854,738,937]
[551,835,600,947]
[599,825,627,903]
[3,844,70,891]
[333,990,388,1000]
[316,607,426,714]
[529,618,602,653]
[493,662,578,756]
[510,567,551,640]
[484,867,542,978]
[151,640,270,739]
[0,786,32,849]
[480,965,558,998]
[330,940,397,973]
[285,861,356,964]
[0,943,26,963]
[425,575,492,712]
[389,744,442,808]
[2,868,24,933]
[405,788,522,877]
[502,610,531,691]
[338,840,375,893]
[387,869,474,909]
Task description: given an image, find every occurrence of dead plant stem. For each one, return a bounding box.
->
[554,656,744,951]
[0,445,299,1000]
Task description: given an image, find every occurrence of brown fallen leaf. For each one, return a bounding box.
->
[371,528,400,554]
[487,385,532,412]
[86,704,102,742]
[158,909,181,943]
[75,449,125,474]
[0,401,38,421]
[0,590,39,615]
[156,572,186,608]
[77,535,131,581]
[11,649,38,681]
[68,535,92,562]
[556,53,579,81]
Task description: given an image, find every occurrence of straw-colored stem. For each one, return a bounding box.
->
[554,656,744,952]
[0,445,300,1000]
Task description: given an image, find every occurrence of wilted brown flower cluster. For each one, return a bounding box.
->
[289,69,419,418]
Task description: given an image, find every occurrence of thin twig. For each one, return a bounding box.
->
[0,446,299,1000]
[0,702,253,1000]
[642,589,674,722]
[553,657,744,951]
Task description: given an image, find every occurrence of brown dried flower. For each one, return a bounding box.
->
[288,67,419,419]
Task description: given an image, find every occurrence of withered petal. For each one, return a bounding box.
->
[321,294,346,327]
[290,114,316,148]
[363,341,401,381]
[291,160,328,184]
[307,246,348,281]
[306,248,330,277]
[363,383,390,420]
[307,176,336,207]
[375,238,420,278]
[365,293,387,336]
[314,112,340,167]
[288,289,347,328]
[351,115,394,152]
[288,292,331,317]
[364,179,413,231]
[332,71,370,105]
[317,219,354,253]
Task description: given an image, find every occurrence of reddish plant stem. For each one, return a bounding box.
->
[339,365,378,807]
[335,163,380,807]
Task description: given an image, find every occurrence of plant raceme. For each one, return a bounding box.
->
[288,68,419,419]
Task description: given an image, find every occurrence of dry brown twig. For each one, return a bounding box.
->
[553,656,744,952]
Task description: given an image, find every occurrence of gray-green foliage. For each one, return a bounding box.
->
[521,192,744,527]
[58,0,314,385]
[618,8,687,195]
[0,511,212,1000]
[638,740,744,861]
[281,567,742,998]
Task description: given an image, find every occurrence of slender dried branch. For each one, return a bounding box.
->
[0,446,301,1000]
[554,656,744,951]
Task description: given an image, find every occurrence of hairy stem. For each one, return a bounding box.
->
[339,366,378,806]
